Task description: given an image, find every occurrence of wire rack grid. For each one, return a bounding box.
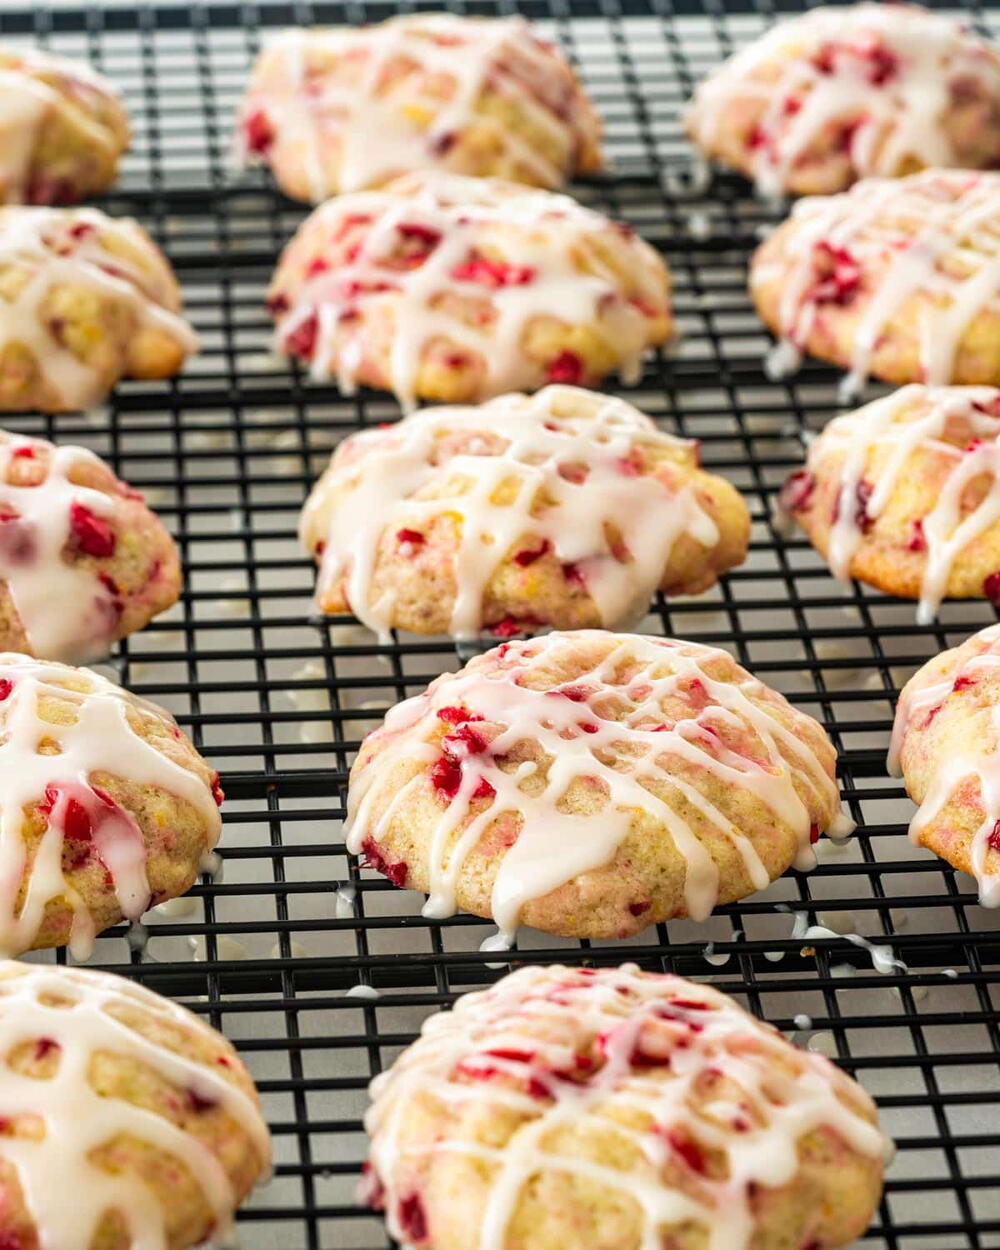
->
[0,0,998,1246]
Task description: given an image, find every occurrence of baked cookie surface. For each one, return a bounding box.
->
[0,45,129,205]
[300,386,749,639]
[779,384,1000,623]
[750,169,1000,393]
[267,170,671,408]
[890,622,1000,905]
[0,959,270,1250]
[686,3,1000,198]
[0,654,223,957]
[346,630,852,940]
[0,429,180,663]
[362,961,890,1250]
[237,13,602,201]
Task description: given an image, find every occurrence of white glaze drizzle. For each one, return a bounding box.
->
[751,170,1000,392]
[888,623,1000,905]
[271,172,668,410]
[365,962,890,1250]
[0,960,270,1250]
[239,14,598,198]
[688,4,1000,198]
[301,386,721,640]
[346,632,852,940]
[0,653,222,958]
[796,384,1000,623]
[0,431,131,663]
[0,206,197,410]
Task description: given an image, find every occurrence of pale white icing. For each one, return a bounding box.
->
[0,653,222,958]
[301,386,722,640]
[889,622,1000,905]
[688,4,1000,198]
[0,206,197,410]
[364,962,890,1250]
[0,431,134,663]
[751,170,1000,392]
[796,384,1000,623]
[346,631,852,940]
[271,172,667,410]
[0,960,270,1249]
[239,14,598,198]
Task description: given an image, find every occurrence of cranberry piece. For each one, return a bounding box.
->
[472,777,496,801]
[984,571,1000,605]
[779,469,816,514]
[34,1037,58,1061]
[244,109,274,154]
[0,679,11,701]
[69,501,115,558]
[69,222,94,242]
[809,823,820,844]
[628,900,650,916]
[285,312,319,360]
[666,1129,707,1174]
[834,479,874,533]
[397,222,441,251]
[953,673,976,692]
[907,518,927,552]
[0,516,35,566]
[562,561,586,588]
[811,241,861,306]
[10,445,35,459]
[266,292,290,317]
[545,350,584,385]
[358,1161,386,1211]
[359,835,408,888]
[747,123,769,150]
[437,706,481,726]
[0,1231,24,1250]
[988,821,1000,853]
[451,254,535,288]
[513,540,550,566]
[667,999,710,1011]
[396,528,425,548]
[306,257,330,278]
[397,1193,428,1242]
[428,129,457,156]
[27,176,75,206]
[783,94,802,115]
[38,786,92,842]
[863,43,898,86]
[186,1088,218,1113]
[490,615,537,639]
[616,454,642,477]
[210,771,225,808]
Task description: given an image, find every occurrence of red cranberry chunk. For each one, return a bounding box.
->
[811,241,861,306]
[907,518,927,552]
[984,571,1000,605]
[397,1192,428,1242]
[545,350,584,385]
[988,820,1000,853]
[244,109,274,154]
[513,540,550,567]
[285,312,319,360]
[779,469,816,515]
[359,835,408,888]
[0,679,11,701]
[69,501,116,558]
[451,254,535,288]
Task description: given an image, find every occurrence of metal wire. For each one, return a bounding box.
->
[0,0,999,1245]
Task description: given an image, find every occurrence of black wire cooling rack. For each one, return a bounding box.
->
[2,0,999,1245]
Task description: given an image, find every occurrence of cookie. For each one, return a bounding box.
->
[686,3,1000,198]
[890,622,1000,906]
[300,386,749,639]
[362,962,890,1250]
[0,653,223,957]
[0,430,180,663]
[778,384,1000,623]
[267,170,671,408]
[346,630,852,941]
[0,45,129,205]
[750,169,1000,394]
[0,960,270,1250]
[0,206,197,412]
[237,13,602,201]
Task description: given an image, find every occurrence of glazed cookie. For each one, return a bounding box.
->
[237,14,602,202]
[0,206,196,412]
[0,430,180,663]
[300,386,749,639]
[890,622,1000,906]
[750,169,1000,395]
[267,170,671,408]
[0,960,270,1249]
[362,962,890,1250]
[778,385,1000,623]
[686,4,1000,198]
[0,45,129,205]
[346,630,852,941]
[0,653,223,957]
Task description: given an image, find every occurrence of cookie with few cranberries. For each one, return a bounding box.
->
[0,960,270,1250]
[238,13,602,201]
[0,654,223,957]
[686,3,1000,197]
[778,384,1000,622]
[361,962,889,1250]
[751,170,1000,390]
[0,44,129,205]
[267,170,671,407]
[346,630,849,940]
[0,430,180,664]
